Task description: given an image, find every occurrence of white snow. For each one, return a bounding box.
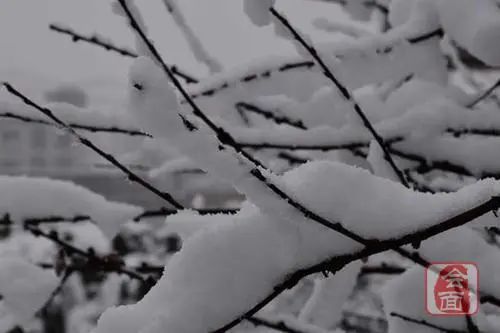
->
[0,175,143,239]
[383,227,500,332]
[0,257,59,325]
[298,261,362,329]
[243,0,276,27]
[437,0,500,67]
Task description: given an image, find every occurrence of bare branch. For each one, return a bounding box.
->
[0,110,151,137]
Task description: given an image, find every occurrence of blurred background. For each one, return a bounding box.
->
[0,1,497,333]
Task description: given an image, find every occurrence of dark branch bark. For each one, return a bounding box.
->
[49,23,198,84]
[270,7,408,187]
[2,82,184,209]
[212,196,500,332]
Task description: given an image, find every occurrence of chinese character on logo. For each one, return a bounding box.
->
[425,262,479,316]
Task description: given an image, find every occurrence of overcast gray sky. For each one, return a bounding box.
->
[0,0,351,102]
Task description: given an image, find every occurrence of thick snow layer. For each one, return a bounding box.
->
[101,56,500,333]
[93,160,500,333]
[0,176,142,239]
[156,209,233,241]
[0,257,58,324]
[437,0,500,67]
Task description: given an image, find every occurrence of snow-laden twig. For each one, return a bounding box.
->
[389,146,500,180]
[123,35,497,333]
[118,0,404,248]
[2,82,184,210]
[236,102,307,129]
[0,207,238,230]
[270,7,408,187]
[161,0,222,73]
[212,195,500,332]
[132,206,238,221]
[0,110,151,137]
[187,28,442,102]
[49,23,198,84]
[116,0,269,170]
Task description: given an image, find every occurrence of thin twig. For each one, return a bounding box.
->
[2,82,184,210]
[212,196,500,332]
[49,23,198,84]
[0,111,151,137]
[188,29,442,102]
[236,102,307,129]
[25,224,146,281]
[270,7,408,187]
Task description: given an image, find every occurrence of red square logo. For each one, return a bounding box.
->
[425,262,479,316]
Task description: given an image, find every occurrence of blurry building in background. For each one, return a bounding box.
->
[0,115,241,210]
[0,116,168,209]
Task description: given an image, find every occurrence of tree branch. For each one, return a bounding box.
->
[270,7,408,187]
[2,82,184,209]
[49,23,199,84]
[212,195,500,332]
